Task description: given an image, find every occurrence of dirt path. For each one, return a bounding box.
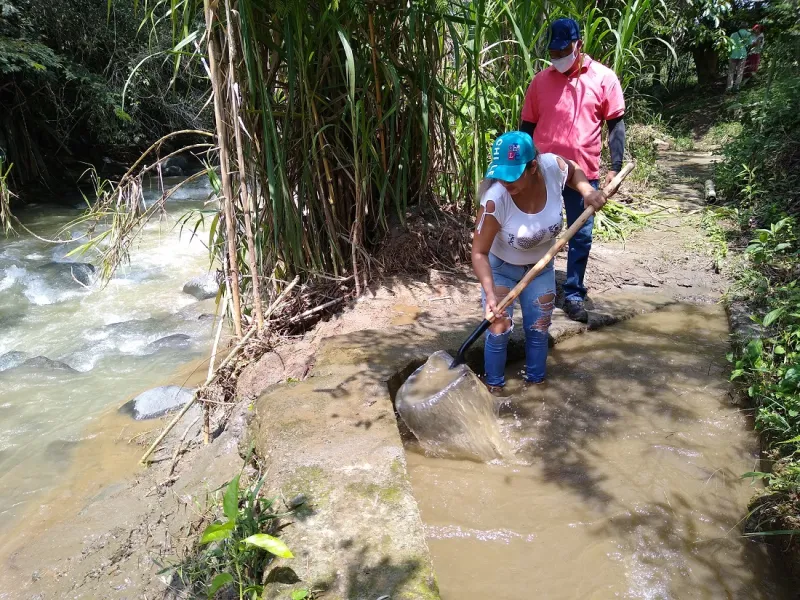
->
[0,150,725,600]
[580,150,724,301]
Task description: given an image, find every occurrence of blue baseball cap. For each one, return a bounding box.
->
[485,132,537,182]
[548,18,581,51]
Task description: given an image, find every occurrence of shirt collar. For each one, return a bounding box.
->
[568,54,592,78]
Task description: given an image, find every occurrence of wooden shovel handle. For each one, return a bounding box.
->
[487,162,635,320]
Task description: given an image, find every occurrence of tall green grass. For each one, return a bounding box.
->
[98,0,667,322]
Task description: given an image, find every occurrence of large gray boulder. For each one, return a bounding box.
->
[119,385,195,420]
[39,261,96,287]
[182,273,219,300]
[164,155,190,171]
[162,165,183,177]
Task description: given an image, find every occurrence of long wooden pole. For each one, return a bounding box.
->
[225,0,264,331]
[204,0,243,338]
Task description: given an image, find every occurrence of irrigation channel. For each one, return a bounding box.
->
[404,304,791,599]
[0,178,218,533]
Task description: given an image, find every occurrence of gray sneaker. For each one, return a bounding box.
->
[563,299,589,323]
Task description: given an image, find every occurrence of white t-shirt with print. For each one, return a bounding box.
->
[480,152,567,266]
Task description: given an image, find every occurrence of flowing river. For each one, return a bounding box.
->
[0,178,217,532]
[405,303,791,599]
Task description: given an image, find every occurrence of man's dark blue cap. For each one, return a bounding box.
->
[548,18,581,51]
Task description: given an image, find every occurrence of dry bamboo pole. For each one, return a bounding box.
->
[203,291,228,444]
[208,291,228,380]
[204,0,243,338]
[307,95,342,275]
[225,0,264,331]
[139,277,299,464]
[368,13,387,173]
[264,275,300,319]
[139,325,257,465]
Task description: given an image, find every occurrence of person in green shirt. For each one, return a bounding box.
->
[727,27,753,92]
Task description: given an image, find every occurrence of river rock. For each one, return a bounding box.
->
[162,165,183,177]
[19,356,77,372]
[0,350,28,372]
[119,385,195,420]
[182,273,219,300]
[727,301,764,342]
[39,261,96,287]
[164,155,190,171]
[145,334,191,352]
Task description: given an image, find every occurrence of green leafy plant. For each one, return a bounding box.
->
[701,206,736,271]
[709,68,800,541]
[593,199,651,242]
[169,465,299,600]
[745,217,797,266]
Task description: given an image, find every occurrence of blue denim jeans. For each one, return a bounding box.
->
[563,179,599,302]
[482,253,556,386]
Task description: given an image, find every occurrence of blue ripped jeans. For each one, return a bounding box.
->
[482,253,556,386]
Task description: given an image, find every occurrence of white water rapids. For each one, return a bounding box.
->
[0,177,219,529]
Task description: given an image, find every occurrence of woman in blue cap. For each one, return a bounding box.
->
[472,131,606,391]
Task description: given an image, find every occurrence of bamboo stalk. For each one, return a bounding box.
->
[226,0,264,331]
[208,291,228,380]
[139,324,258,465]
[204,0,243,338]
[264,275,300,320]
[368,13,387,173]
[287,297,343,323]
[203,291,228,444]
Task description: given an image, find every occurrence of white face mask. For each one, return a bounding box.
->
[552,47,578,73]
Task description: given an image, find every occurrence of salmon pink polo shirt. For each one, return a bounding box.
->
[521,55,625,180]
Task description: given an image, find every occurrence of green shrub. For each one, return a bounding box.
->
[716,71,800,538]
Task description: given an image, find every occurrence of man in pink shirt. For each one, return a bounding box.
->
[520,17,626,322]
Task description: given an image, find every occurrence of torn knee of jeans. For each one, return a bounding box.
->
[487,322,514,339]
[531,293,555,332]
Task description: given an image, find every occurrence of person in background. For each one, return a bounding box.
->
[745,24,765,79]
[727,26,753,92]
[472,132,606,391]
[520,17,625,323]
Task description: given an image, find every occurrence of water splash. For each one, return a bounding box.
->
[396,350,509,461]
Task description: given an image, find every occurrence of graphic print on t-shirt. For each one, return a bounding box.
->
[510,220,563,251]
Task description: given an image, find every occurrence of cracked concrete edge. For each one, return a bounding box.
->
[246,290,676,599]
[726,300,765,345]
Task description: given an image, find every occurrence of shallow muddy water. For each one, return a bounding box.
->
[0,178,218,532]
[405,303,790,599]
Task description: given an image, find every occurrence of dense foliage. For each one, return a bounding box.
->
[711,60,800,537]
[0,0,208,190]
